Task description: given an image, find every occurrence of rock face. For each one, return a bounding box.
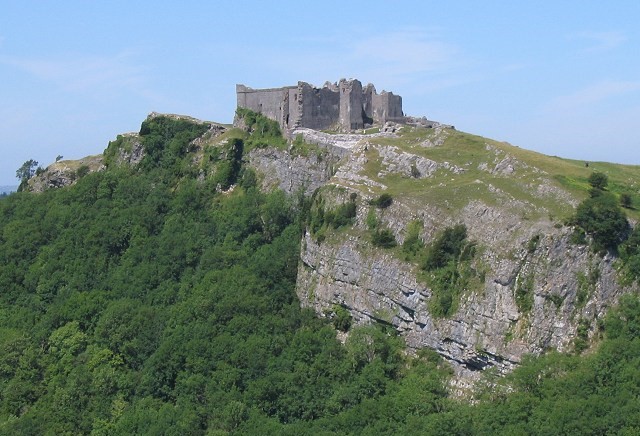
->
[111,133,145,166]
[247,148,337,196]
[295,201,633,383]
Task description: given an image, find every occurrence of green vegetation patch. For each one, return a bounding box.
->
[371,228,397,248]
[290,133,326,159]
[571,189,630,252]
[138,115,211,173]
[235,107,287,151]
[420,225,479,318]
[619,225,640,284]
[368,192,393,209]
[308,192,357,242]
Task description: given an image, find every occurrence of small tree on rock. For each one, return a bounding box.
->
[16,159,39,191]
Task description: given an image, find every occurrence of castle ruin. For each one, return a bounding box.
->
[236,79,404,132]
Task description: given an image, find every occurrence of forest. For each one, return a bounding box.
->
[1,115,639,434]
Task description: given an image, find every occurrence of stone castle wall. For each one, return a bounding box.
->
[236,79,403,132]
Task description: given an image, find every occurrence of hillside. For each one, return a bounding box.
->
[1,111,640,433]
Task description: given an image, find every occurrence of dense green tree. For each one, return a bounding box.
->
[15,159,40,191]
[574,192,629,251]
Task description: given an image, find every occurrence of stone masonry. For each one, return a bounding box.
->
[236,79,404,132]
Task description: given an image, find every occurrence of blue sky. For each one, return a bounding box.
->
[2,1,640,185]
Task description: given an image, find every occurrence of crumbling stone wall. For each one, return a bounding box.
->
[236,84,295,128]
[297,82,340,130]
[236,79,403,132]
[372,91,404,124]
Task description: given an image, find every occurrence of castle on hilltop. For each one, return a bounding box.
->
[236,79,404,132]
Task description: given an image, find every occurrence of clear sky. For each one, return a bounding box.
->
[2,1,640,185]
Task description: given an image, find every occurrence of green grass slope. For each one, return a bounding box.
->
[347,125,640,223]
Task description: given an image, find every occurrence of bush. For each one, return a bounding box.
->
[369,193,393,209]
[308,195,357,240]
[422,224,471,271]
[214,138,244,189]
[330,202,356,229]
[527,234,541,254]
[620,225,640,282]
[371,229,397,248]
[402,220,424,260]
[138,116,210,173]
[620,193,633,209]
[366,208,378,230]
[573,192,629,251]
[420,225,478,318]
[76,165,90,179]
[515,273,534,314]
[235,108,287,150]
[588,171,608,190]
[332,305,352,332]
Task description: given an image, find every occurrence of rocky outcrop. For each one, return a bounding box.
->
[28,155,105,193]
[247,128,387,195]
[110,133,145,167]
[247,148,339,195]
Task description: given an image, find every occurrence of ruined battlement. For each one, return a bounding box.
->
[236,79,404,132]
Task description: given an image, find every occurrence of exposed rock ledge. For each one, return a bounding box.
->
[28,155,105,193]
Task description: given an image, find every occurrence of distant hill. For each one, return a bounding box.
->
[0,185,17,195]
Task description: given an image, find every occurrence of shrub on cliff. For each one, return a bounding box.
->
[422,224,472,271]
[619,224,640,283]
[235,108,286,150]
[573,192,629,252]
[371,229,397,248]
[620,193,633,209]
[369,193,393,209]
[421,225,477,318]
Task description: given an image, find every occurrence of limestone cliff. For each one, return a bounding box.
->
[249,122,639,383]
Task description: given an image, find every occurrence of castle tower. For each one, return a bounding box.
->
[339,79,364,131]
